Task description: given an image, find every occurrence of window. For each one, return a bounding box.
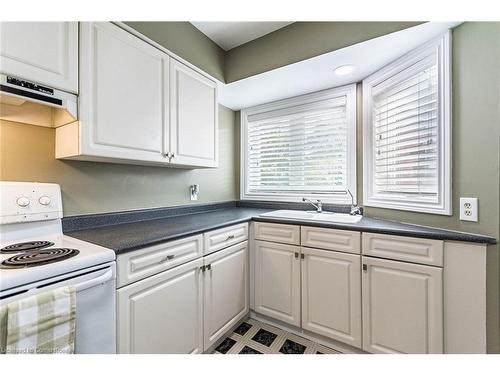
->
[241,85,357,204]
[363,31,452,215]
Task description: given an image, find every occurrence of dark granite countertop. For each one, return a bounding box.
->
[64,206,496,254]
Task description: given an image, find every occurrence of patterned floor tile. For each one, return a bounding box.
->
[211,318,342,355]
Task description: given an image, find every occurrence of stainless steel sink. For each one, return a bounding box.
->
[259,210,362,224]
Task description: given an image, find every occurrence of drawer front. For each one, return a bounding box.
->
[117,234,203,288]
[301,226,361,254]
[253,222,300,245]
[203,223,248,255]
[362,233,443,267]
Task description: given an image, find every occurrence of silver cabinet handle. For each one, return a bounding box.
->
[160,254,175,263]
[226,234,235,241]
[171,153,176,159]
[206,264,211,271]
[294,252,299,259]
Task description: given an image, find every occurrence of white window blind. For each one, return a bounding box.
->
[373,62,438,198]
[363,31,451,215]
[247,99,348,194]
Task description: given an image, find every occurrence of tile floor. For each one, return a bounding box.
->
[212,318,342,354]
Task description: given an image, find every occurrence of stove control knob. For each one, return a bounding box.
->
[39,196,51,206]
[16,197,30,207]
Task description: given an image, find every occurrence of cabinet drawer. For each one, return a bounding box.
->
[254,222,300,245]
[203,223,248,255]
[117,234,203,288]
[301,226,360,254]
[362,233,443,267]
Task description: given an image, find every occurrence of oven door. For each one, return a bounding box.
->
[0,262,116,354]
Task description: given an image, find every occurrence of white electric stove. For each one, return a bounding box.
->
[0,181,117,353]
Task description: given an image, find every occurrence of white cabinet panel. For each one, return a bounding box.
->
[203,241,249,349]
[362,256,443,353]
[170,59,217,168]
[0,22,78,93]
[254,240,301,327]
[117,234,203,288]
[78,22,169,163]
[362,233,443,266]
[203,222,248,255]
[117,258,203,354]
[301,226,361,254]
[301,247,362,347]
[254,222,300,245]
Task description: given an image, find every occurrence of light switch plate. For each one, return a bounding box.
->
[460,197,478,222]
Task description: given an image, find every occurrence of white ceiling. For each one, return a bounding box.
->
[218,22,461,110]
[191,22,293,51]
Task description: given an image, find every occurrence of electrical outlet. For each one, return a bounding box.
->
[460,197,478,222]
[190,184,199,201]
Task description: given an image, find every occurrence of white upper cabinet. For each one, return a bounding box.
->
[78,22,169,164]
[0,22,78,93]
[55,22,218,169]
[170,59,218,168]
[362,256,443,354]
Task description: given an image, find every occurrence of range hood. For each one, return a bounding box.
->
[0,74,77,128]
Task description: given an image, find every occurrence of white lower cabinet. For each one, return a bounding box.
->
[117,258,203,354]
[361,256,443,354]
[203,241,249,349]
[117,234,249,354]
[254,240,301,327]
[301,247,362,347]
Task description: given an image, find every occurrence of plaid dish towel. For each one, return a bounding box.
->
[1,286,76,354]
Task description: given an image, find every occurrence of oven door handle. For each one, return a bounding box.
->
[74,268,114,292]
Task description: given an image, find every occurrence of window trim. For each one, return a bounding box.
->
[362,31,452,215]
[240,84,357,204]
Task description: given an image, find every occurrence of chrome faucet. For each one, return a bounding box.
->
[346,189,362,216]
[302,198,323,213]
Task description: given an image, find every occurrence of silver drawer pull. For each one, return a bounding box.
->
[160,255,175,263]
[226,234,235,241]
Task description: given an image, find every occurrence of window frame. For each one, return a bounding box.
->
[362,31,452,215]
[240,84,357,205]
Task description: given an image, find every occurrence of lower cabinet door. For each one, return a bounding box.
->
[203,241,249,350]
[117,258,203,354]
[362,256,443,353]
[301,247,362,348]
[254,240,301,327]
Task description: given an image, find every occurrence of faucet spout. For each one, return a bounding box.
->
[302,198,323,213]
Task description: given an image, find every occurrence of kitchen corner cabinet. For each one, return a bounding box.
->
[0,22,78,93]
[254,240,301,327]
[361,256,443,354]
[117,258,204,354]
[203,241,249,349]
[55,22,218,169]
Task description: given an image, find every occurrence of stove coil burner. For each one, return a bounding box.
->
[0,248,80,269]
[0,241,55,254]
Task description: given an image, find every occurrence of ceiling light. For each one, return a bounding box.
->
[334,65,355,76]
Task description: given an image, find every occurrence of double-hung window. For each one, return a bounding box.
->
[241,84,357,204]
[363,32,452,214]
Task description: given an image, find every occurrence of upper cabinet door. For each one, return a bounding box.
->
[79,22,169,163]
[0,22,78,93]
[170,59,218,168]
[362,256,443,354]
[301,247,362,348]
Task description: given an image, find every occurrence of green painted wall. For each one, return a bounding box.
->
[0,105,238,216]
[224,22,422,82]
[124,22,225,82]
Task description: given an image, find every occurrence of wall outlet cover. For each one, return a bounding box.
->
[459,197,478,222]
